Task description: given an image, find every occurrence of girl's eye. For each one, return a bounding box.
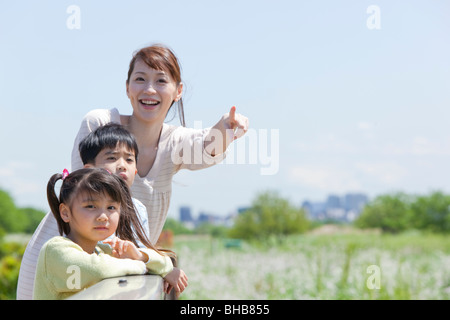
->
[158,78,168,84]
[135,77,145,81]
[85,205,95,209]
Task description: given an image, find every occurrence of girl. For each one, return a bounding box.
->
[70,43,249,244]
[33,168,181,300]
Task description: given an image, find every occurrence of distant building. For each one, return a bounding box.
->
[178,206,238,228]
[179,206,193,222]
[301,193,369,222]
[197,212,214,225]
[344,193,369,213]
[326,195,341,210]
[301,200,327,220]
[179,206,195,229]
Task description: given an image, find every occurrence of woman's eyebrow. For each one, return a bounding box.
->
[134,70,167,76]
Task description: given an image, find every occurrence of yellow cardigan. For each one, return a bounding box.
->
[33,236,173,300]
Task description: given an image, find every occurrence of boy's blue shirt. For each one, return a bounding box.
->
[132,197,150,240]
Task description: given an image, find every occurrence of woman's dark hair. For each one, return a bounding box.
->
[79,123,139,165]
[46,168,161,254]
[126,43,185,127]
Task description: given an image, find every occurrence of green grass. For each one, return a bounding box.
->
[173,229,450,300]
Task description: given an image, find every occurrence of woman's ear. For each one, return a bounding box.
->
[126,81,130,99]
[59,203,71,223]
[174,82,183,102]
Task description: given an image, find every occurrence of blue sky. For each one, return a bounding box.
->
[1,1,449,219]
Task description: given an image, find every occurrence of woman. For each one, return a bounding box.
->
[70,44,249,244]
[17,43,247,300]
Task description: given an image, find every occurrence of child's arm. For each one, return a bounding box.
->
[103,237,174,277]
[35,237,146,298]
[163,267,188,295]
[102,237,187,295]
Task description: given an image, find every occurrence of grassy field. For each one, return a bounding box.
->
[172,226,450,300]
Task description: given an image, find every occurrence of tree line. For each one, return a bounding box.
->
[165,190,450,240]
[1,187,449,240]
[354,191,450,233]
[0,189,45,235]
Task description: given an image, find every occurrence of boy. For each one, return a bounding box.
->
[17,124,187,299]
[78,123,150,243]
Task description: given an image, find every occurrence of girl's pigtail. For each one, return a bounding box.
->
[46,173,66,236]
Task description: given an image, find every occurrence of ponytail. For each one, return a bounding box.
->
[46,173,70,236]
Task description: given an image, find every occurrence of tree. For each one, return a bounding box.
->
[354,193,415,233]
[163,217,192,235]
[0,189,45,234]
[229,191,310,241]
[411,191,450,233]
[19,207,46,234]
[0,189,23,233]
[354,191,450,234]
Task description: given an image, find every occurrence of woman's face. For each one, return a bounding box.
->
[126,59,183,124]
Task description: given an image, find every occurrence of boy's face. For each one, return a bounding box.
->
[86,142,137,188]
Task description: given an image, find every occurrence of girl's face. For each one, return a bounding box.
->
[60,191,120,252]
[126,59,183,124]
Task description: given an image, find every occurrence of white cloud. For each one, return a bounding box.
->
[410,137,445,156]
[289,159,412,198]
[0,161,43,206]
[382,136,450,156]
[290,165,362,192]
[355,162,408,185]
[357,121,375,130]
[0,168,14,177]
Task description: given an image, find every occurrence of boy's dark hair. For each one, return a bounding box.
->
[79,123,139,165]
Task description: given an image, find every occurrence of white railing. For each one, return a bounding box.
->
[67,274,172,300]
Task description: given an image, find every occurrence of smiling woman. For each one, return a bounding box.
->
[68,43,249,245]
[125,45,184,127]
[17,43,248,300]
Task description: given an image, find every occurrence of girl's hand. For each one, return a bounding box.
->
[163,267,188,295]
[103,236,145,262]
